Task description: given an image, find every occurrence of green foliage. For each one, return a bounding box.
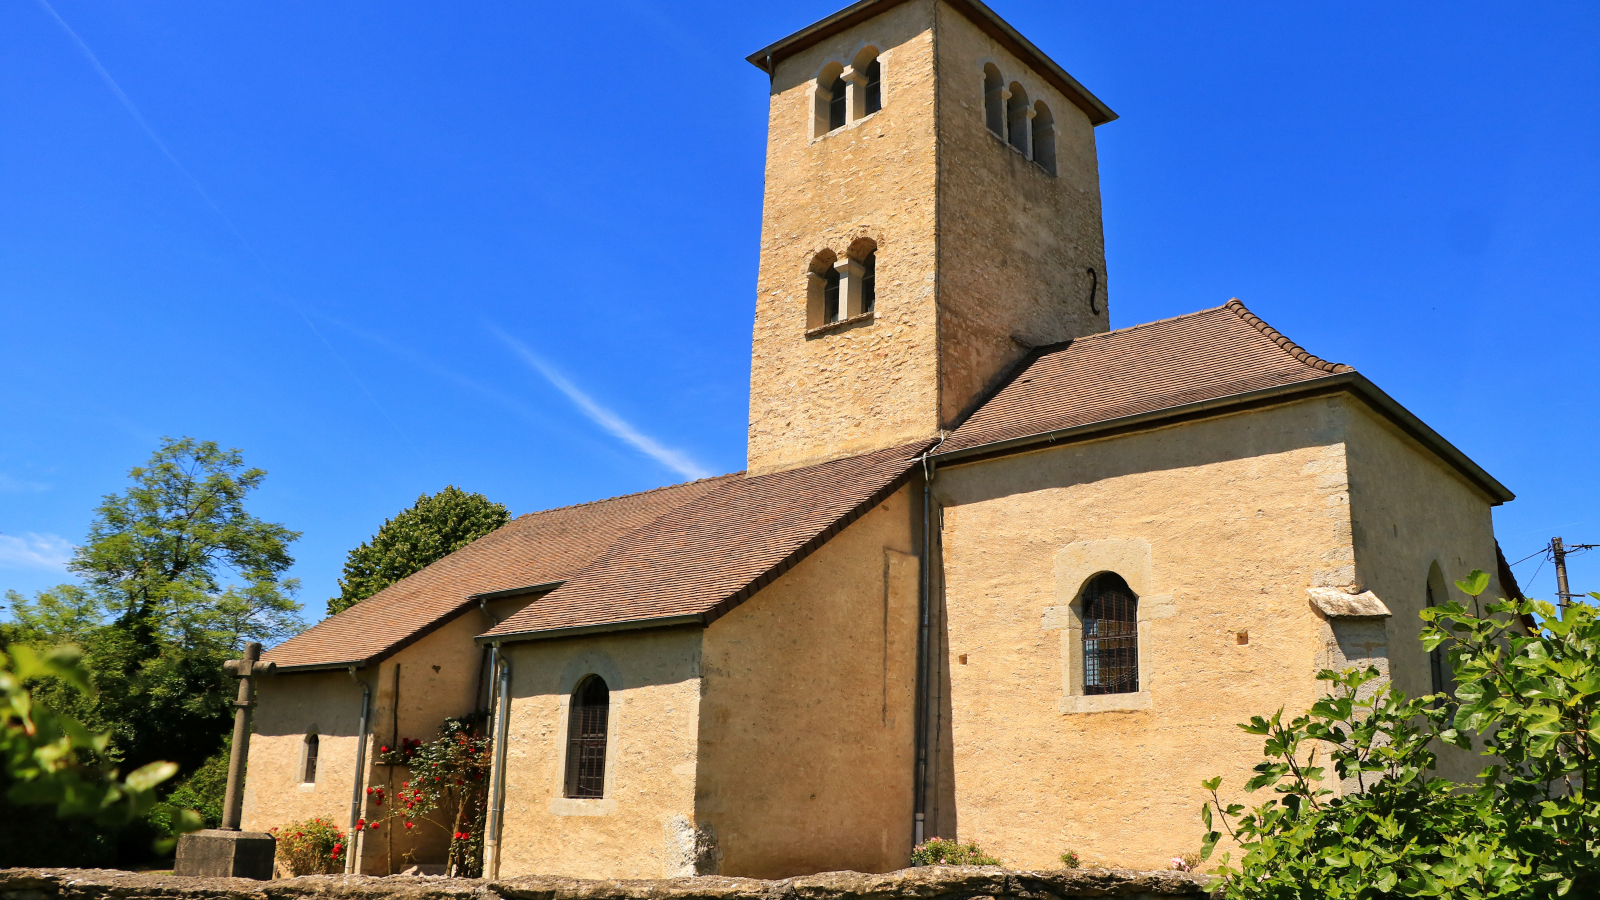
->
[1059,849,1081,868]
[1201,569,1600,899]
[0,436,300,865]
[329,486,509,616]
[147,740,229,837]
[910,837,1002,867]
[0,643,185,828]
[375,716,491,876]
[271,817,347,875]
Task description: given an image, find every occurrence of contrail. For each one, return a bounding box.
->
[33,0,424,463]
[493,329,712,481]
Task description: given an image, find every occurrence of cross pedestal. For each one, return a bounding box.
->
[175,641,278,879]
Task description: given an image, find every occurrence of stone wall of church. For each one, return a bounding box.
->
[927,397,1358,870]
[494,629,703,880]
[244,599,521,874]
[747,0,942,474]
[1341,399,1505,783]
[932,4,1109,427]
[696,485,921,878]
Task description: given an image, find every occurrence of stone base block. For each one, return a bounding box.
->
[174,828,277,879]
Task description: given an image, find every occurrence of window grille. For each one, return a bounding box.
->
[864,60,882,114]
[822,267,841,323]
[861,251,876,314]
[828,76,847,131]
[1082,573,1138,694]
[564,676,609,799]
[303,733,319,783]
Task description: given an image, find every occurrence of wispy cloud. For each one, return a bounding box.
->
[0,474,50,493]
[0,533,75,571]
[493,329,712,481]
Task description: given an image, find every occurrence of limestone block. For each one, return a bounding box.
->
[1307,587,1392,618]
[174,829,276,880]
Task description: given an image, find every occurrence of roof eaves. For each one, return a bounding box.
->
[745,0,1116,126]
[468,581,564,602]
[475,614,706,646]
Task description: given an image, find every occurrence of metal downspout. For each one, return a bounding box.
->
[484,644,512,879]
[912,452,937,847]
[346,668,371,875]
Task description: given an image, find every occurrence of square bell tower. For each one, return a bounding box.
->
[744,0,1116,475]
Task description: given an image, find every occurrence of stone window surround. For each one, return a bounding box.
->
[810,47,889,141]
[548,651,625,817]
[1043,539,1174,714]
[296,729,320,792]
[977,59,1056,177]
[805,242,878,334]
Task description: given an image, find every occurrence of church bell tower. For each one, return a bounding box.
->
[744,0,1116,475]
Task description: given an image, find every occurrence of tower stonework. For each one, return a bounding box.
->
[746,0,1116,474]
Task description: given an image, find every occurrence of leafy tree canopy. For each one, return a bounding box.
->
[328,486,509,616]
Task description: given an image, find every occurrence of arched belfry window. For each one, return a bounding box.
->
[302,732,319,783]
[864,58,882,114]
[565,675,609,798]
[828,73,847,131]
[861,250,876,314]
[1081,573,1138,695]
[814,62,845,138]
[983,64,1005,136]
[1031,101,1056,175]
[1007,82,1031,156]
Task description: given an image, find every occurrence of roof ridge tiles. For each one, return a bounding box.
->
[511,471,743,521]
[1222,298,1354,374]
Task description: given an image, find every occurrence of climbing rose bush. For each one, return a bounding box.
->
[271,817,346,875]
[373,717,490,877]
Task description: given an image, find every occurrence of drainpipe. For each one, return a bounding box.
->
[483,644,512,879]
[912,436,945,848]
[346,667,371,875]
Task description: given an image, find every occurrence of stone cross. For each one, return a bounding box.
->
[219,642,275,831]
[175,641,277,878]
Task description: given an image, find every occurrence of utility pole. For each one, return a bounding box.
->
[1554,537,1571,610]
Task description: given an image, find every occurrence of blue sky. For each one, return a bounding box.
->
[2,0,1596,622]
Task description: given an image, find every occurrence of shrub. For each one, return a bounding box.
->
[373,716,490,876]
[911,837,1001,867]
[1059,849,1081,868]
[271,817,346,875]
[1200,569,1600,898]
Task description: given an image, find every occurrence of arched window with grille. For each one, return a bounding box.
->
[302,732,319,783]
[564,675,609,799]
[1081,573,1138,695]
[983,64,1005,136]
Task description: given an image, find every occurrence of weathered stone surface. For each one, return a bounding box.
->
[1,868,1212,900]
[175,831,276,880]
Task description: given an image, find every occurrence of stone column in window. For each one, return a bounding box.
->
[835,256,866,319]
[1020,105,1037,160]
[806,271,828,328]
[997,85,1012,142]
[842,67,869,125]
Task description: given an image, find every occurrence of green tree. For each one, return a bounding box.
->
[328,486,509,616]
[1200,569,1600,898]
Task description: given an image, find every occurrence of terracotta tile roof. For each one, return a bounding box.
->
[937,299,1354,456]
[481,442,930,642]
[262,475,736,670]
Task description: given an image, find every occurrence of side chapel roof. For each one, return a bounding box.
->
[261,474,734,670]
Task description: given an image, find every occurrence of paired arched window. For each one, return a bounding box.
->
[302,732,319,783]
[807,243,877,329]
[813,49,884,138]
[1081,573,1138,695]
[980,64,1056,176]
[564,675,609,798]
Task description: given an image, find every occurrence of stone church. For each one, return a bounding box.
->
[245,0,1517,880]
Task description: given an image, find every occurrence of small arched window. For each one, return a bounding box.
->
[822,267,841,322]
[564,675,609,799]
[1031,101,1056,175]
[860,250,876,314]
[1082,573,1138,695]
[1007,82,1031,156]
[814,63,845,138]
[828,74,847,131]
[983,64,1005,136]
[864,58,882,115]
[303,733,319,783]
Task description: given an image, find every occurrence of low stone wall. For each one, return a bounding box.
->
[0,867,1213,900]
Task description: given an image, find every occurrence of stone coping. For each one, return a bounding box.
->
[1,867,1216,900]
